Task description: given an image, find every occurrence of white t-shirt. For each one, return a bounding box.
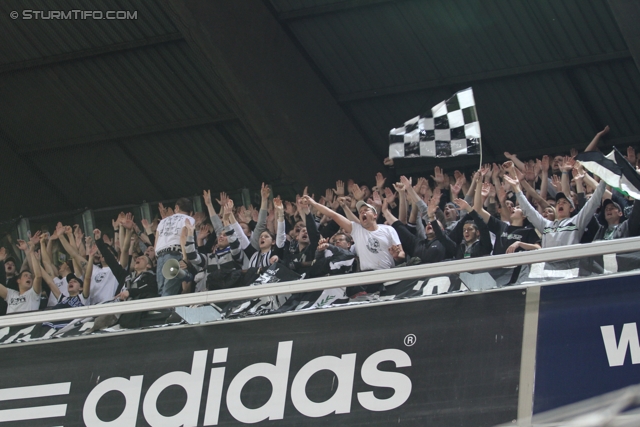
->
[47,276,69,307]
[155,213,195,253]
[89,265,118,305]
[350,222,401,271]
[5,288,41,314]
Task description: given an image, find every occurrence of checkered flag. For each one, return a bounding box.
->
[389,87,481,159]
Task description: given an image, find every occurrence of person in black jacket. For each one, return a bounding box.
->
[282,196,320,276]
[430,195,492,260]
[94,229,157,328]
[380,195,447,265]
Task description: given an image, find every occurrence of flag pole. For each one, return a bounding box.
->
[479,137,483,171]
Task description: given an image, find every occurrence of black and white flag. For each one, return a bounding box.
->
[576,147,640,199]
[389,87,481,159]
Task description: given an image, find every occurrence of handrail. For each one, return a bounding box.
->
[1,236,639,328]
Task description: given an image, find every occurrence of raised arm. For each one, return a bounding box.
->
[120,213,135,268]
[504,152,526,172]
[28,250,42,295]
[584,125,610,152]
[39,233,57,278]
[39,261,61,301]
[55,223,88,270]
[338,197,360,224]
[273,196,287,248]
[83,245,97,299]
[304,196,352,233]
[250,184,271,250]
[393,182,408,224]
[505,171,551,233]
[94,229,128,284]
[472,171,491,223]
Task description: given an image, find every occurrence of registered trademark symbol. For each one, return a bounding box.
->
[404,334,416,346]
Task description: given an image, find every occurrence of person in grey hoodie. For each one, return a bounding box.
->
[503,164,606,249]
[592,198,640,241]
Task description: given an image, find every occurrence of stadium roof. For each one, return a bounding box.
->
[1,0,639,222]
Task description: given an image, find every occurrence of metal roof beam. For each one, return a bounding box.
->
[337,51,632,103]
[18,113,237,154]
[608,0,640,71]
[277,0,395,21]
[0,32,184,74]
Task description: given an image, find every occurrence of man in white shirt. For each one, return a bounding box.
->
[155,198,195,296]
[302,196,405,271]
[0,248,42,314]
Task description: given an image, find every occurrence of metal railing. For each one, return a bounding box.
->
[1,236,639,328]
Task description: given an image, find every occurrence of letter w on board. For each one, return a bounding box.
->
[601,323,640,367]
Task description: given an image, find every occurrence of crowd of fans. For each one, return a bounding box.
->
[1,126,639,327]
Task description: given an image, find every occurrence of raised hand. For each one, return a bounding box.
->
[572,166,585,181]
[503,173,520,190]
[370,191,383,213]
[88,242,99,257]
[430,167,444,186]
[384,187,396,205]
[480,163,491,178]
[273,196,284,215]
[196,224,211,243]
[350,183,365,201]
[223,199,235,218]
[334,180,345,197]
[453,199,473,216]
[383,157,394,166]
[203,189,212,206]
[450,180,462,197]
[29,230,42,245]
[297,195,311,215]
[481,182,491,198]
[392,182,405,194]
[428,187,442,215]
[122,213,135,230]
[261,183,271,200]
[598,125,610,137]
[93,228,102,241]
[216,192,229,209]
[559,156,574,172]
[16,239,28,252]
[416,177,429,196]
[541,155,550,173]
[375,172,386,189]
